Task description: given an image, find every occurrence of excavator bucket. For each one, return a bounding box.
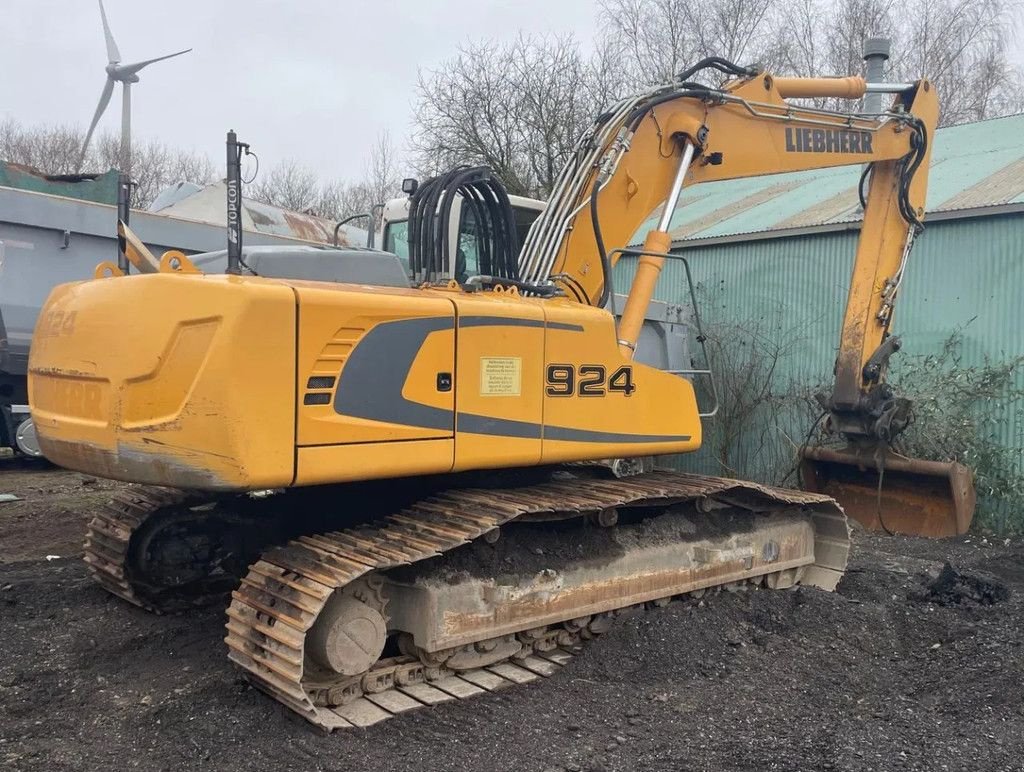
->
[799,445,975,537]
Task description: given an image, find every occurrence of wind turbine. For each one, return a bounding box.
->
[76,0,192,176]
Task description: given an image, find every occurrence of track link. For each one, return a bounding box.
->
[83,487,192,612]
[226,471,849,730]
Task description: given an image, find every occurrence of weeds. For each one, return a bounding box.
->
[887,329,1024,533]
[689,310,1024,534]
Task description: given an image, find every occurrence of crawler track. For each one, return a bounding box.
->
[226,471,849,730]
[84,486,270,613]
[83,487,192,612]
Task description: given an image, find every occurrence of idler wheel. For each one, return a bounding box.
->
[307,594,387,675]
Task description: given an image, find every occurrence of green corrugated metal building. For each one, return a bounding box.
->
[616,114,1024,527]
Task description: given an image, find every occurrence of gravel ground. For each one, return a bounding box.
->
[1,459,1022,772]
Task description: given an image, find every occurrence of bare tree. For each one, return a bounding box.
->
[600,0,1023,124]
[315,179,371,222]
[248,131,402,224]
[92,134,216,208]
[249,159,320,213]
[894,0,1024,125]
[0,119,86,176]
[365,130,401,207]
[412,38,534,194]
[411,0,1021,201]
[599,0,783,86]
[599,0,696,84]
[0,118,216,207]
[769,0,1022,121]
[771,0,899,110]
[326,130,403,229]
[411,35,609,198]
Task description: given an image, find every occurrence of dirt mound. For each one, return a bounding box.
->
[919,561,1010,606]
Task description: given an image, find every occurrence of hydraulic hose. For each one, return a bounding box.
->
[408,166,522,284]
[590,172,614,309]
[677,56,759,83]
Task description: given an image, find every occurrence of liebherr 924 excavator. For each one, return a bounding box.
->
[30,58,940,729]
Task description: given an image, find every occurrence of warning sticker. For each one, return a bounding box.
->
[480,357,522,396]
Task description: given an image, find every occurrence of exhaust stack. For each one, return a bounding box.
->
[862,37,891,113]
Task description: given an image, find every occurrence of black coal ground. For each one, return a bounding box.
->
[1,467,1021,772]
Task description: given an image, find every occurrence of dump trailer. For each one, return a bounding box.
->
[28,60,956,728]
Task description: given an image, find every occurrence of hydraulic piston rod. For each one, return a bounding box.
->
[616,140,696,357]
[773,76,917,101]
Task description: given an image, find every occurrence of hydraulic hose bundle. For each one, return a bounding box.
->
[858,116,928,233]
[585,58,757,309]
[408,166,520,285]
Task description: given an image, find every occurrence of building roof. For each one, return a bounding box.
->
[148,180,369,248]
[0,162,119,204]
[635,113,1024,246]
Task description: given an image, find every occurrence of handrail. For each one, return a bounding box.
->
[609,247,720,418]
[333,213,371,247]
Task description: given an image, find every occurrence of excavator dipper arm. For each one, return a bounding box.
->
[520,65,965,537]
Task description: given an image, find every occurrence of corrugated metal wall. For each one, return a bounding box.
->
[614,213,1024,519]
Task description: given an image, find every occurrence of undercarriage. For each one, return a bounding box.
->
[84,468,848,729]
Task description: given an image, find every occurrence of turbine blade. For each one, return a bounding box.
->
[77,78,116,172]
[117,48,192,78]
[98,0,121,64]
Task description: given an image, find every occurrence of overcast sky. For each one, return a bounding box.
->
[3,0,601,181]
[4,1,1023,186]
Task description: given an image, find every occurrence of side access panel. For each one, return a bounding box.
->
[294,284,457,485]
[452,293,546,471]
[540,300,701,465]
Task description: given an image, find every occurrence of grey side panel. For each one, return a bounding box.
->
[542,425,690,443]
[332,315,690,445]
[457,413,689,443]
[458,414,541,439]
[459,316,584,333]
[333,316,454,432]
[605,294,693,373]
[190,247,412,288]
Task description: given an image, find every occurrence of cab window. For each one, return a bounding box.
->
[455,206,481,282]
[383,219,409,259]
[382,219,410,273]
[455,204,542,282]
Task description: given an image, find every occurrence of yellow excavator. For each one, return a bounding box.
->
[28,58,962,729]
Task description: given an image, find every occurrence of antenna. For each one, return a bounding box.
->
[226,131,245,275]
[226,131,256,276]
[77,0,192,177]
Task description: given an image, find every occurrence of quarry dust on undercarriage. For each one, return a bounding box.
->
[1,463,1023,772]
[224,471,848,729]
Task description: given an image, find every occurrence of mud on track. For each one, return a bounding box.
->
[1,462,1022,772]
